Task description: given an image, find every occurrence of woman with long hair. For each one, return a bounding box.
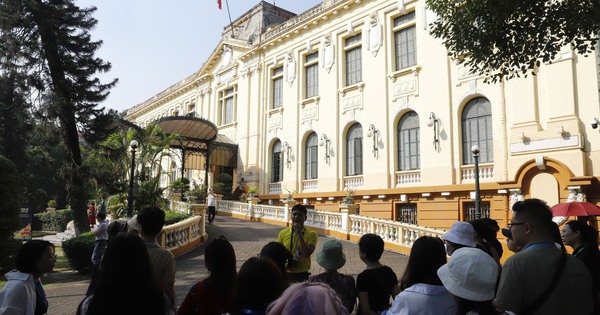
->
[0,240,56,315]
[77,233,172,315]
[179,235,237,315]
[562,220,600,313]
[383,236,456,315]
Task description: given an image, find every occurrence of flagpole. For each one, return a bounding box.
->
[225,0,235,38]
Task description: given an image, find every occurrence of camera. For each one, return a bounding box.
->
[592,118,599,129]
[287,256,299,269]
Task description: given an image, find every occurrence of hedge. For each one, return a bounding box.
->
[164,211,191,226]
[62,232,94,272]
[33,209,72,232]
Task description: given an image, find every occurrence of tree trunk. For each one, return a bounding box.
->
[30,1,90,235]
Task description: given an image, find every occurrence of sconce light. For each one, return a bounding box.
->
[319,134,331,162]
[282,141,291,167]
[427,112,440,152]
[366,124,379,157]
[591,117,599,130]
[556,126,566,136]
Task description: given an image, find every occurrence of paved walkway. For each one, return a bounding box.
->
[44,215,409,314]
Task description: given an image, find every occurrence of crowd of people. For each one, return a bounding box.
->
[1,199,600,315]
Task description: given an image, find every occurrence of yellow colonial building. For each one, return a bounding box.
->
[124,0,600,230]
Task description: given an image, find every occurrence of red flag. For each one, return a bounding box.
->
[217,0,222,10]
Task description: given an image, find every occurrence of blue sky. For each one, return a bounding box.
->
[77,0,322,113]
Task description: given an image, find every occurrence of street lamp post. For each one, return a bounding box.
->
[471,145,481,218]
[127,140,138,218]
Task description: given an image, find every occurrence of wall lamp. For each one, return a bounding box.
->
[366,124,379,157]
[282,141,291,167]
[427,112,440,151]
[319,134,331,162]
[592,117,599,130]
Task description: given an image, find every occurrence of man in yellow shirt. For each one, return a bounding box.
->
[277,204,318,282]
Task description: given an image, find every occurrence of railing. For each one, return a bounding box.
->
[395,170,421,186]
[343,176,364,190]
[461,163,495,182]
[158,216,203,251]
[260,0,345,41]
[217,200,445,249]
[269,183,282,194]
[349,215,443,246]
[302,179,318,192]
[253,204,287,221]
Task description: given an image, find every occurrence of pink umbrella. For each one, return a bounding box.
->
[551,202,600,217]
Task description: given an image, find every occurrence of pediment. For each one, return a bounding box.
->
[197,40,250,79]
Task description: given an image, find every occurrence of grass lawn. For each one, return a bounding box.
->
[0,245,91,290]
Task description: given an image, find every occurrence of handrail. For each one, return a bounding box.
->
[159,207,206,256]
[215,200,446,250]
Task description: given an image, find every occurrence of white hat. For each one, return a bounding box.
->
[437,247,498,301]
[442,222,475,247]
[127,215,140,231]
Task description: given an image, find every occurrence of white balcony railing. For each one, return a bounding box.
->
[395,170,421,186]
[461,163,495,182]
[269,183,282,194]
[343,176,364,190]
[302,179,318,192]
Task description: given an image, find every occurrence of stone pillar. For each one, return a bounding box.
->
[339,203,359,233]
[191,204,207,238]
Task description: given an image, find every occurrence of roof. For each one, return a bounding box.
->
[154,116,218,153]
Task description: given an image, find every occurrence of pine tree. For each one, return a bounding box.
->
[0,0,118,234]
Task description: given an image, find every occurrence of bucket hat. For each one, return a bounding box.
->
[442,222,475,247]
[437,247,498,301]
[127,215,141,231]
[316,239,346,270]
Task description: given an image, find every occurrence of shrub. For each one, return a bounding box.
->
[0,239,22,273]
[33,209,73,232]
[164,210,191,226]
[62,232,95,272]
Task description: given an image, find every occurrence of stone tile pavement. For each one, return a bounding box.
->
[44,215,409,314]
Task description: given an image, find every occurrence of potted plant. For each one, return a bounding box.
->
[284,188,296,201]
[47,200,57,212]
[343,188,355,204]
[185,184,207,204]
[248,187,259,198]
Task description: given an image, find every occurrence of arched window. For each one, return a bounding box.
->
[397,112,420,171]
[462,97,493,164]
[305,133,318,179]
[271,140,283,182]
[346,124,363,176]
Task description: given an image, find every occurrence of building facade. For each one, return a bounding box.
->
[125,0,600,230]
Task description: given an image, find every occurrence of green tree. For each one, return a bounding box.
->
[0,0,117,234]
[0,155,23,272]
[427,0,600,82]
[94,124,178,212]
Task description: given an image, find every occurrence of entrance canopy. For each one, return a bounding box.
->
[152,116,238,170]
[155,116,218,153]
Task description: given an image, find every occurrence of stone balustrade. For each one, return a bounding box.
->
[216,200,445,254]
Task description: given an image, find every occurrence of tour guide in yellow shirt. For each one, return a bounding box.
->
[277,204,318,282]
